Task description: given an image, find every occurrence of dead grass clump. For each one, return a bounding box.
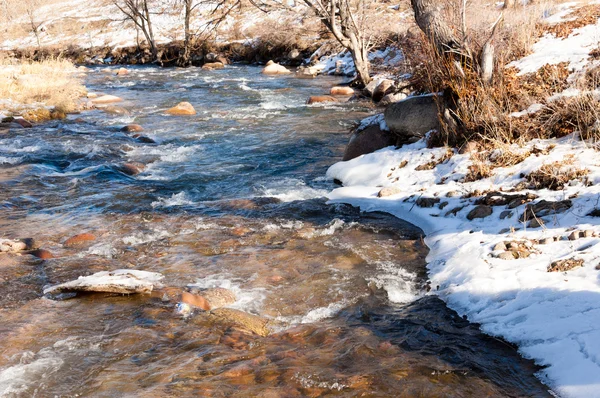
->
[526,157,589,190]
[534,94,600,141]
[542,4,600,39]
[547,257,584,272]
[414,148,453,170]
[0,57,86,114]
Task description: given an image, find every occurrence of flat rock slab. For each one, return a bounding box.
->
[44,269,164,296]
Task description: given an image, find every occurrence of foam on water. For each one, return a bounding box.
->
[151,192,196,208]
[257,178,329,202]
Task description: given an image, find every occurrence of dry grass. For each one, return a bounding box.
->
[0,57,86,114]
[542,3,600,38]
[526,156,589,190]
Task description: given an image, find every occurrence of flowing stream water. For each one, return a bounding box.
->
[0,66,551,397]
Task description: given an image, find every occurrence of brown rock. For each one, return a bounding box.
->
[330,86,354,96]
[528,218,545,228]
[262,62,291,75]
[116,67,129,76]
[165,102,196,116]
[306,95,338,105]
[91,95,123,105]
[548,258,584,272]
[121,124,144,133]
[30,249,54,260]
[568,231,580,241]
[63,233,96,247]
[539,237,554,245]
[121,162,146,176]
[584,229,594,238]
[467,205,493,220]
[378,186,402,197]
[99,105,129,115]
[13,118,33,128]
[181,291,211,310]
[209,308,270,336]
[202,62,225,70]
[202,287,237,309]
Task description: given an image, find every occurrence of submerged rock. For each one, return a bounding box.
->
[208,308,271,336]
[120,162,146,176]
[91,95,123,105]
[63,232,96,247]
[307,95,338,105]
[43,269,164,295]
[165,101,196,116]
[121,124,144,133]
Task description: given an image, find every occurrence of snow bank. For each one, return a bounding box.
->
[326,136,600,398]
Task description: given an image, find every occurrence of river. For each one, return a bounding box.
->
[0,65,551,397]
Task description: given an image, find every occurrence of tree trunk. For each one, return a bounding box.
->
[178,0,192,67]
[411,0,461,56]
[142,0,158,62]
[349,38,371,86]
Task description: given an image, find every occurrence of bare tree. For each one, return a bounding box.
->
[113,0,159,62]
[25,0,43,48]
[302,0,372,86]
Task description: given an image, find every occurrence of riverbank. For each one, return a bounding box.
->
[327,124,600,398]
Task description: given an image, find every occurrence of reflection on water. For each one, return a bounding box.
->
[0,66,550,397]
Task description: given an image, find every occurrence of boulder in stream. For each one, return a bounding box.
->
[43,269,165,296]
[165,102,196,116]
[262,61,291,75]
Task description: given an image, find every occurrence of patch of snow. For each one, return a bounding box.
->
[508,18,600,75]
[326,130,600,398]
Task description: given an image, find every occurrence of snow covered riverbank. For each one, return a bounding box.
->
[326,136,600,397]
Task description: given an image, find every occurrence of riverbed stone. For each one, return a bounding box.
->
[307,95,338,105]
[13,118,33,128]
[467,205,493,220]
[165,102,196,116]
[99,105,130,115]
[384,95,440,143]
[121,124,144,133]
[209,308,271,336]
[63,233,96,247]
[91,95,123,105]
[330,86,354,96]
[116,67,129,76]
[202,287,237,309]
[29,249,54,260]
[202,62,225,70]
[121,162,146,176]
[262,61,291,75]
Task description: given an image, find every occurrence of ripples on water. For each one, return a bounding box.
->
[0,66,550,397]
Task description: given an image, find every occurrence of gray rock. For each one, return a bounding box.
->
[380,92,408,106]
[500,210,513,219]
[384,95,440,143]
[416,197,440,208]
[343,124,396,161]
[496,251,516,260]
[373,79,395,102]
[467,205,493,220]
